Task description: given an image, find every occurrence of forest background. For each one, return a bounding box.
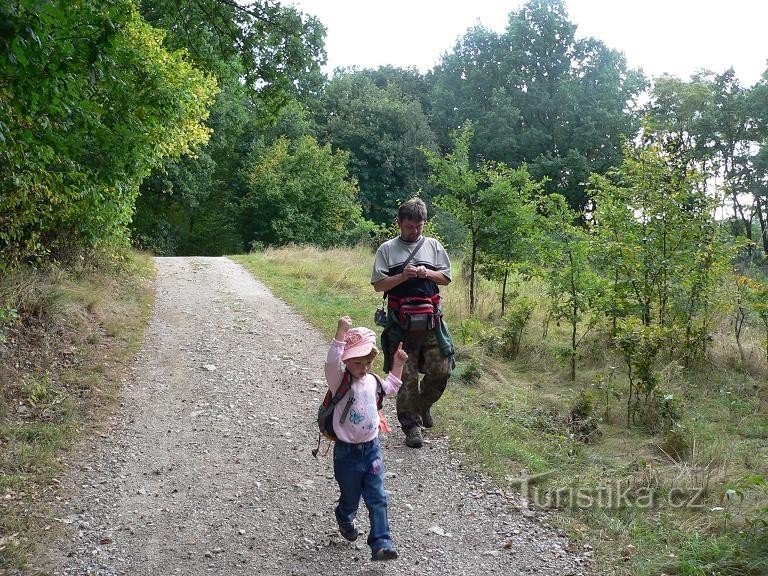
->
[1,0,767,574]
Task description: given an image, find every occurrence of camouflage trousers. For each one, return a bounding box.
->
[387,330,453,431]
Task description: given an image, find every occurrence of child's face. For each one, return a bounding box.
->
[345,357,373,379]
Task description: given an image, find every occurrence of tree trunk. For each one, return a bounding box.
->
[570,317,577,382]
[501,269,509,316]
[755,195,768,258]
[469,230,478,315]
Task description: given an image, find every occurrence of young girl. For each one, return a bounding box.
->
[325,316,407,561]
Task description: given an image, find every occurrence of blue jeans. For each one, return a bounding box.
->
[333,437,393,551]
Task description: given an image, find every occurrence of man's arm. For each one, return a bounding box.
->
[372,265,450,292]
[372,267,414,293]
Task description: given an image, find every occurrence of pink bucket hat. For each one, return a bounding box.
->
[341,327,378,361]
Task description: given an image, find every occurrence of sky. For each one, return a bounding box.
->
[287,0,767,87]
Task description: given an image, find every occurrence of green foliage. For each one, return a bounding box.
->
[538,193,605,380]
[318,70,437,223]
[500,297,535,359]
[139,0,327,109]
[129,0,328,257]
[423,123,482,312]
[0,305,18,344]
[424,123,543,315]
[739,273,768,363]
[590,143,732,366]
[0,0,218,269]
[459,356,483,386]
[660,422,692,461]
[241,135,364,247]
[429,0,645,211]
[645,70,767,261]
[615,318,684,431]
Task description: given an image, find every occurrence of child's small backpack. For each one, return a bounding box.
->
[312,370,385,457]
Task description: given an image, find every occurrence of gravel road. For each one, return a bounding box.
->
[34,256,592,576]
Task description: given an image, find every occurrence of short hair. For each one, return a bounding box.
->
[398,198,427,222]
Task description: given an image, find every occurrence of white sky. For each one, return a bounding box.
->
[288,0,767,87]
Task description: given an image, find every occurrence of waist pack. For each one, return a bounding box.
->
[389,294,441,331]
[312,370,384,457]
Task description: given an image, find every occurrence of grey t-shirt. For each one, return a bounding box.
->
[371,235,451,298]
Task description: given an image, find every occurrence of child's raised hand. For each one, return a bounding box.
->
[394,341,408,363]
[391,342,408,381]
[335,316,353,340]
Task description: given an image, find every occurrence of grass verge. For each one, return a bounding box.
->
[0,252,154,571]
[234,247,767,576]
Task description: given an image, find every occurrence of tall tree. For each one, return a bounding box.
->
[0,0,217,268]
[430,0,644,211]
[645,70,765,257]
[131,0,328,255]
[423,123,541,316]
[139,0,327,111]
[317,70,437,223]
[240,135,363,247]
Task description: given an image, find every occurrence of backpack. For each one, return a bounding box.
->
[312,370,385,457]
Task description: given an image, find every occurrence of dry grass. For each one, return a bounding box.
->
[237,244,768,576]
[0,252,155,570]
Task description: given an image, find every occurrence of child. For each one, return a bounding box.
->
[324,315,407,562]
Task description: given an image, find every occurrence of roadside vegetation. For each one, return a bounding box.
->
[234,246,767,576]
[4,0,768,573]
[0,253,154,570]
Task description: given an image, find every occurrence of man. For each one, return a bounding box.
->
[371,198,455,448]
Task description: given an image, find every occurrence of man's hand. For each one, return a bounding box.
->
[404,264,430,280]
[335,316,352,341]
[402,264,420,279]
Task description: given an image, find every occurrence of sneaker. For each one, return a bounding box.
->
[404,426,423,448]
[338,522,358,542]
[371,547,398,561]
[421,408,434,429]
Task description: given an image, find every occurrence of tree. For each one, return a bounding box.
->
[131,0,328,255]
[645,70,765,260]
[424,123,542,316]
[240,135,363,247]
[589,143,732,363]
[317,70,437,224]
[422,124,482,313]
[538,194,604,381]
[476,164,541,315]
[429,0,644,211]
[0,0,218,268]
[139,0,327,112]
[132,78,256,255]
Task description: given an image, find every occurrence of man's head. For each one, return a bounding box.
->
[397,198,427,242]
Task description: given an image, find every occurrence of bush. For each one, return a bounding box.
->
[659,422,692,461]
[500,296,534,359]
[459,355,482,385]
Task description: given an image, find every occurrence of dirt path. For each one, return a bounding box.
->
[34,257,591,576]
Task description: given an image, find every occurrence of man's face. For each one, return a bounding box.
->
[397,217,424,242]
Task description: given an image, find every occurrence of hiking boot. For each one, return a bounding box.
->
[371,547,398,561]
[338,521,358,542]
[421,408,433,429]
[404,426,423,448]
